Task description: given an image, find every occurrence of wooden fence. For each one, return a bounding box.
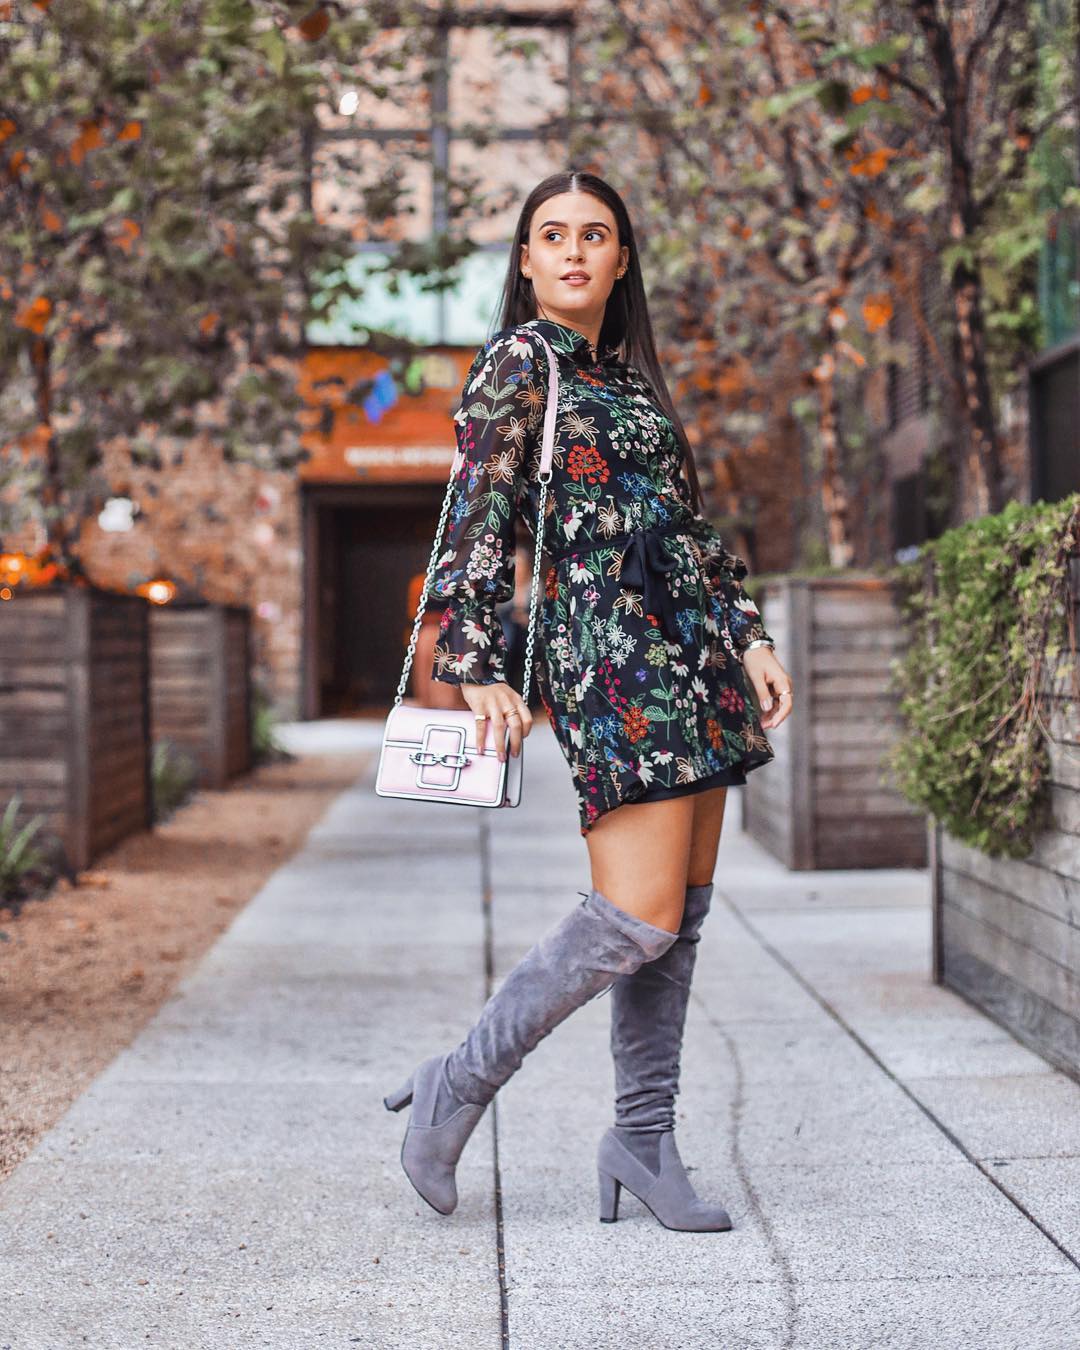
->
[743,574,927,869]
[0,586,152,872]
[149,604,252,788]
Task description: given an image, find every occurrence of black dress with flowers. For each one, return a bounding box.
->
[427,317,775,836]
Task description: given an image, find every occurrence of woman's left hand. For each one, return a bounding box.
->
[742,647,794,729]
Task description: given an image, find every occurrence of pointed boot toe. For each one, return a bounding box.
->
[597,1127,732,1233]
[385,1053,486,1216]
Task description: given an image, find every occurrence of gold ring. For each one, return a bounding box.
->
[779,691,793,699]
[474,714,488,720]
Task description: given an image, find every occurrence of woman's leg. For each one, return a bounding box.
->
[687,784,729,886]
[585,794,698,934]
[601,787,728,1144]
[385,797,688,1216]
[597,785,734,1229]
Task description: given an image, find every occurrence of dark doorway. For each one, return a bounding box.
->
[302,485,444,718]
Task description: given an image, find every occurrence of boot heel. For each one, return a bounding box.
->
[598,1168,621,1223]
[383,1077,414,1113]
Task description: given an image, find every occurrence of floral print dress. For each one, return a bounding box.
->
[427,316,775,836]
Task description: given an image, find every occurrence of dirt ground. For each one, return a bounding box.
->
[0,749,372,1184]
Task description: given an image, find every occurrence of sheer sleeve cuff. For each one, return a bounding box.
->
[431,595,509,686]
[686,518,775,655]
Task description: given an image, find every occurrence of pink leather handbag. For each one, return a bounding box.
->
[375,327,560,810]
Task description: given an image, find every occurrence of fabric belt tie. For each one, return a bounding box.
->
[548,519,687,644]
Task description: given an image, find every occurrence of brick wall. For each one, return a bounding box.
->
[76,433,303,721]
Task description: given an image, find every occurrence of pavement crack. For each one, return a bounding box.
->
[694,995,800,1349]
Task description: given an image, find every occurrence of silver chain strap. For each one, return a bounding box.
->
[392,456,553,709]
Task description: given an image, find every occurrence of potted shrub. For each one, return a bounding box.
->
[888,495,1080,1078]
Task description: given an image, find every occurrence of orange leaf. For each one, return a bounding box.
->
[847,146,896,178]
[298,6,329,40]
[40,204,63,232]
[0,118,14,144]
[199,311,219,335]
[717,367,745,397]
[852,85,874,105]
[14,296,52,334]
[862,292,893,331]
[8,148,27,177]
[117,121,142,142]
[70,120,103,166]
[836,339,866,368]
[111,217,141,253]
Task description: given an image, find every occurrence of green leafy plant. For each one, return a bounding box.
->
[886,493,1080,858]
[251,679,294,767]
[151,739,200,823]
[0,793,53,904]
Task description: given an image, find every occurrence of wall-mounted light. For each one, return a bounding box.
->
[98,497,138,532]
[0,552,25,582]
[136,578,176,605]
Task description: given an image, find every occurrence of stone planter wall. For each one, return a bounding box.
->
[0,586,152,871]
[742,574,927,870]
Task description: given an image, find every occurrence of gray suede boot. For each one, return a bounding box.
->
[384,886,678,1216]
[598,881,733,1231]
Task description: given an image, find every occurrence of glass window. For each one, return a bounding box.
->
[307,13,572,348]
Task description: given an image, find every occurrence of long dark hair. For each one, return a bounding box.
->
[493,170,704,516]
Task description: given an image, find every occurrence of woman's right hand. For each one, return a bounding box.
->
[460,682,534,763]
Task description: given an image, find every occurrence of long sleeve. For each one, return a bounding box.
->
[685,516,774,657]
[428,329,543,685]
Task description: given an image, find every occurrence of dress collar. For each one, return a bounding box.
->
[520,317,623,369]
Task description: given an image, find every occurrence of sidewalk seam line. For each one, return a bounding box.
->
[480,813,511,1347]
[717,889,1080,1276]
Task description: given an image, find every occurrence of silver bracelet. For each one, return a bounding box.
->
[740,638,775,659]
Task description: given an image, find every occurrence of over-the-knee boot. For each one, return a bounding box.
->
[384,886,678,1215]
[597,881,733,1231]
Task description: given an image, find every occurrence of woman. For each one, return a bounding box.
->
[385,170,794,1232]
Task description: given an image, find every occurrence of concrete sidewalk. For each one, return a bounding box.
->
[2,719,1078,1348]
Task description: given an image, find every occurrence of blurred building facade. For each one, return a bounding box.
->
[62,4,1080,718]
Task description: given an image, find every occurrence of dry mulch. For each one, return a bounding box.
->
[0,749,372,1184]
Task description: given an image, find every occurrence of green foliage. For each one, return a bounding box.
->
[0,793,55,904]
[885,494,1080,858]
[251,679,294,767]
[150,739,199,823]
[0,0,432,549]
